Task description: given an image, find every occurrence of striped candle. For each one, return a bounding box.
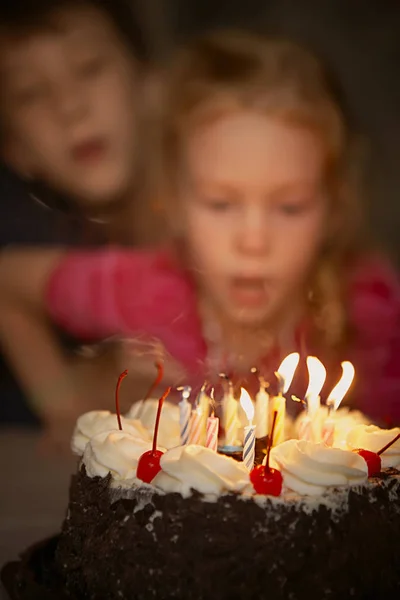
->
[298,413,322,443]
[206,415,219,451]
[298,415,311,441]
[179,387,192,446]
[198,389,210,446]
[322,419,335,446]
[243,424,256,471]
[189,408,203,445]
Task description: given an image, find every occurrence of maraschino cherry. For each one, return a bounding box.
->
[136,386,171,483]
[115,370,128,430]
[250,411,283,496]
[354,432,400,477]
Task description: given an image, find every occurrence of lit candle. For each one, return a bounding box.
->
[188,383,209,446]
[197,384,210,445]
[240,388,256,471]
[253,370,269,439]
[206,413,219,451]
[322,361,355,446]
[189,406,204,445]
[299,357,326,443]
[223,381,239,446]
[269,353,300,446]
[178,385,192,446]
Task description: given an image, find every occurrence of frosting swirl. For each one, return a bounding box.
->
[152,445,250,497]
[127,400,180,449]
[82,429,156,484]
[267,439,368,496]
[72,410,150,456]
[346,424,400,468]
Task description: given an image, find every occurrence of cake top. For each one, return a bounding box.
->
[70,362,399,502]
[72,403,400,500]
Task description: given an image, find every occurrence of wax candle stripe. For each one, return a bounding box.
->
[179,400,192,445]
[322,420,335,446]
[243,425,256,471]
[298,417,311,441]
[206,416,219,451]
[189,411,203,445]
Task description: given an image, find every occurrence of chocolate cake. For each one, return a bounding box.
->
[53,457,400,599]
[6,404,399,600]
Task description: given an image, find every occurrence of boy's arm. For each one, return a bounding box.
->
[0,247,207,373]
[0,303,79,426]
[0,249,81,449]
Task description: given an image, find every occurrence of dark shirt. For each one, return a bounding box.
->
[0,162,102,425]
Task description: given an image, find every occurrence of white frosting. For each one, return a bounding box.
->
[71,410,150,456]
[267,439,368,496]
[127,400,180,449]
[82,429,162,485]
[152,445,250,498]
[294,407,369,448]
[346,425,400,468]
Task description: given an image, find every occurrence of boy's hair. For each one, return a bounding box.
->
[155,30,369,350]
[0,0,147,61]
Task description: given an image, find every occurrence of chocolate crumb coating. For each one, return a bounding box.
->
[54,467,400,600]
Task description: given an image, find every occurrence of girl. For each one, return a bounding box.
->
[1,31,399,431]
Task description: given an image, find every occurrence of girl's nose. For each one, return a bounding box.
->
[235,205,270,256]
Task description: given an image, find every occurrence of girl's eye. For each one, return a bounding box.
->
[204,198,236,211]
[279,204,305,215]
[277,199,313,215]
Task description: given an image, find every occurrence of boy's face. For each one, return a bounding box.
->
[181,110,330,329]
[0,5,138,208]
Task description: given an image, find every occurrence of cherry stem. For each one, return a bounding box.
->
[265,411,278,473]
[144,361,164,402]
[377,432,400,456]
[152,387,171,453]
[115,370,128,431]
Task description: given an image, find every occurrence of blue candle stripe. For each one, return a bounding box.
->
[243,426,255,471]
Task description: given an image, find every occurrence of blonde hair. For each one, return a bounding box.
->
[153,30,368,351]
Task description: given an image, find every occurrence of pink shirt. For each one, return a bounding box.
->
[46,248,400,425]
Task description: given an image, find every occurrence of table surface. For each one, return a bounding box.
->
[0,428,76,599]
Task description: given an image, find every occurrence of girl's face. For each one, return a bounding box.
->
[180,110,330,328]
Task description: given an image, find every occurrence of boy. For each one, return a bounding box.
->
[0,0,149,441]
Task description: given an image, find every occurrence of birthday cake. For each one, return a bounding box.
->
[10,359,400,600]
[52,381,400,600]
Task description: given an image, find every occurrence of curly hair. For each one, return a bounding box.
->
[153,30,369,353]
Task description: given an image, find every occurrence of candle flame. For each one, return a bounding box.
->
[276,352,300,394]
[240,388,254,423]
[326,361,355,411]
[305,356,326,404]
